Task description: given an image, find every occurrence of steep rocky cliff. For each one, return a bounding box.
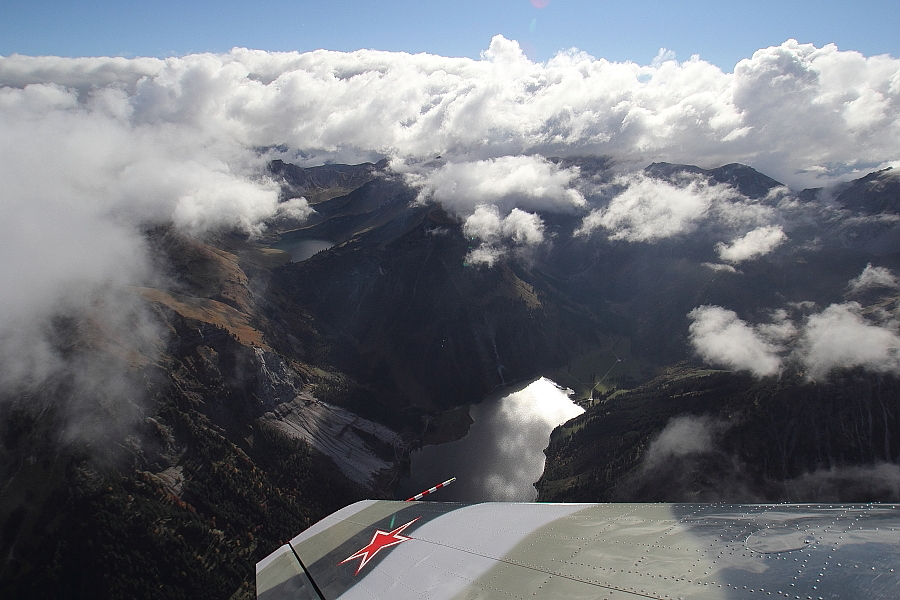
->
[537,365,900,503]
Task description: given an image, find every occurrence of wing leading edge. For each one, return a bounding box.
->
[258,501,900,599]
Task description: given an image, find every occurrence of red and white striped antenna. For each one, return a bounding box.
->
[404,477,456,502]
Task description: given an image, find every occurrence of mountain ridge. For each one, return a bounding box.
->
[3,157,900,598]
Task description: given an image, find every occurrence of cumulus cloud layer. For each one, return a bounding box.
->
[402,155,583,264]
[406,155,585,216]
[462,205,546,266]
[2,36,900,433]
[578,174,715,241]
[689,267,900,378]
[3,36,899,185]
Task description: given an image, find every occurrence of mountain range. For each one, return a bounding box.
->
[2,157,899,598]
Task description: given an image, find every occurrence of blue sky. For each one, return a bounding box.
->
[2,0,898,70]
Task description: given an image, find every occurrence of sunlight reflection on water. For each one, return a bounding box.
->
[396,377,584,502]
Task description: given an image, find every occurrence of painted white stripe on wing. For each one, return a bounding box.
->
[337,502,591,600]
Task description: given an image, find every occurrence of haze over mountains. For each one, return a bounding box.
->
[2,37,900,597]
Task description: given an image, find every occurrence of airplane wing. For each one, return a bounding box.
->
[257,500,900,599]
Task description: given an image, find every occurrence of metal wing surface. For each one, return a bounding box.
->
[257,501,900,599]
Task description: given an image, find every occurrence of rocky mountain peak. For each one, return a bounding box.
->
[644,161,784,199]
[834,167,900,214]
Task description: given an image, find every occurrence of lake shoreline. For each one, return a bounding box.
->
[395,377,584,503]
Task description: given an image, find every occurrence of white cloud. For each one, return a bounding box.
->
[651,48,677,68]
[465,245,504,267]
[701,262,738,273]
[848,263,899,294]
[798,302,900,379]
[2,36,900,417]
[688,306,784,376]
[577,174,712,241]
[576,172,771,242]
[2,37,898,189]
[716,225,787,262]
[755,309,797,344]
[462,205,545,267]
[274,196,315,221]
[499,207,545,245]
[644,415,718,464]
[731,41,900,186]
[406,155,585,216]
[463,204,504,241]
[689,294,900,380]
[464,205,545,245]
[402,155,579,265]
[0,69,295,427]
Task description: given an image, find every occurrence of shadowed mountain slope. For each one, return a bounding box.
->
[3,158,900,599]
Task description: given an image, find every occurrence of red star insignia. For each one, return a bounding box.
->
[339,517,420,575]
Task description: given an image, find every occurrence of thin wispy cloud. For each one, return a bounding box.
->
[848,263,900,293]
